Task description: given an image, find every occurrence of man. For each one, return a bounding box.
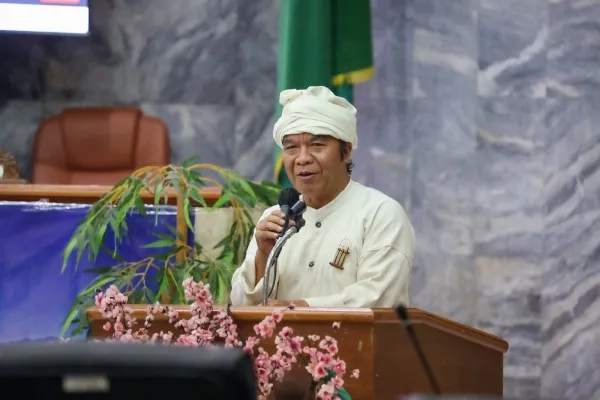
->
[230,86,415,308]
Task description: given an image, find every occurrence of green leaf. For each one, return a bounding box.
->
[61,236,79,273]
[186,169,205,186]
[154,180,164,206]
[234,179,258,205]
[134,197,146,216]
[182,156,199,168]
[143,239,174,249]
[183,197,194,231]
[60,296,95,338]
[335,388,352,400]
[154,267,170,302]
[190,187,208,208]
[60,303,83,337]
[216,271,228,304]
[70,312,89,337]
[78,274,118,297]
[212,192,232,209]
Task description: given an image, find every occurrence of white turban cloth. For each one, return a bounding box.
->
[273,86,358,150]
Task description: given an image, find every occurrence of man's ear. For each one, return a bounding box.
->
[341,142,352,162]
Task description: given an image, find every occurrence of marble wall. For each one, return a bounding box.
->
[0,0,279,179]
[355,1,599,399]
[1,0,599,398]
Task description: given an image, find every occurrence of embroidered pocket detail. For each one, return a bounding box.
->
[329,238,352,270]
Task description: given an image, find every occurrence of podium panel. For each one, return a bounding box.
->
[87,306,508,400]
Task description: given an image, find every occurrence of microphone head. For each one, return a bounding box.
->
[278,188,300,208]
[395,305,408,321]
[290,199,307,216]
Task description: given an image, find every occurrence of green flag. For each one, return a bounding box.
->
[274,0,374,187]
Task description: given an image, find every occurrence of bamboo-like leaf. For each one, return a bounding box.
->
[217,272,227,304]
[78,274,119,297]
[154,180,164,206]
[212,192,232,209]
[335,388,352,400]
[62,235,79,272]
[183,197,194,231]
[70,313,89,337]
[61,161,279,330]
[186,169,205,186]
[169,268,186,304]
[189,187,208,208]
[60,302,84,337]
[182,156,199,168]
[134,197,146,216]
[143,239,174,249]
[60,296,95,337]
[253,180,281,202]
[238,179,259,201]
[154,267,169,302]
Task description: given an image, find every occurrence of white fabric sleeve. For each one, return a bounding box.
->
[230,206,279,306]
[304,201,415,308]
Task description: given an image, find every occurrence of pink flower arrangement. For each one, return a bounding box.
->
[95,278,360,400]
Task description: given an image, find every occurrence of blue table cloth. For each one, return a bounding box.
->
[0,201,191,343]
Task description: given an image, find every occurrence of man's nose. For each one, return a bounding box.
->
[296,146,312,165]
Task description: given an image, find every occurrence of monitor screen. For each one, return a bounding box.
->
[0,341,257,399]
[0,0,89,35]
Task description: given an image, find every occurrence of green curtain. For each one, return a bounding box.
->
[274,0,374,187]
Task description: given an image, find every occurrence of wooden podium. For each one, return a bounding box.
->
[87,306,508,399]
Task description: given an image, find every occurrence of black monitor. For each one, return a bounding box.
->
[0,341,256,399]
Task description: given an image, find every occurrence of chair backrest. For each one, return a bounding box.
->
[31,107,170,185]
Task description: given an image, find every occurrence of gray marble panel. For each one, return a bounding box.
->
[234,0,278,181]
[473,97,546,399]
[541,97,600,400]
[140,103,235,169]
[408,99,477,325]
[473,98,546,258]
[352,98,412,208]
[407,0,477,99]
[477,0,548,97]
[476,256,541,400]
[0,100,45,179]
[547,0,600,97]
[0,35,45,100]
[40,0,238,104]
[354,0,409,102]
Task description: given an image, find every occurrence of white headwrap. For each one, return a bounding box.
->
[273,86,358,150]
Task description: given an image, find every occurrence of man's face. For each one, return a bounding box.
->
[282,133,350,203]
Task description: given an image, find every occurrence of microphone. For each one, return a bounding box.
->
[290,197,307,218]
[278,188,300,237]
[262,195,307,305]
[395,305,441,395]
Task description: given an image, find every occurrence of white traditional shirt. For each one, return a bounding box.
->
[230,180,415,308]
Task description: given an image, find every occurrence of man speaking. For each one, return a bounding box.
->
[230,86,415,308]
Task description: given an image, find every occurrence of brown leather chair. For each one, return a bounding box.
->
[32,107,170,185]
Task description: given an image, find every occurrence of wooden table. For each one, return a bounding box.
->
[0,183,222,206]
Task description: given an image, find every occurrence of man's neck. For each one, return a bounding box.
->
[304,177,351,209]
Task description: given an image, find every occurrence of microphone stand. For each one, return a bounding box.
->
[396,305,441,394]
[262,217,305,306]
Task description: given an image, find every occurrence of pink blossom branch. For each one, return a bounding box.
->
[95,278,359,400]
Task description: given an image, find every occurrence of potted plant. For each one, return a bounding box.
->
[60,158,280,337]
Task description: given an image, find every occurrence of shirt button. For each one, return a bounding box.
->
[316,221,322,228]
[308,261,315,268]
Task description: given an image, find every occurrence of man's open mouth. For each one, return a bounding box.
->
[298,172,314,177]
